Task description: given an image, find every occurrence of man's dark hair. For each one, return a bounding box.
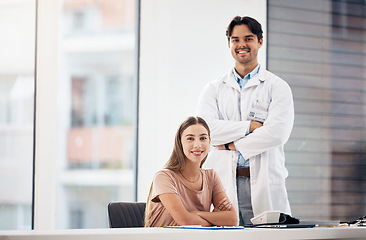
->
[226,16,263,42]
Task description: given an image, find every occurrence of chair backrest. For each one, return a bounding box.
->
[108,202,146,228]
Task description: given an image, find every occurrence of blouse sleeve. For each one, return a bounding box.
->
[211,169,226,198]
[151,170,178,202]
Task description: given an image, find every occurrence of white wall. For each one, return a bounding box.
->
[138,0,267,201]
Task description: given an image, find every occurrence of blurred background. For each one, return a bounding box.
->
[0,0,365,230]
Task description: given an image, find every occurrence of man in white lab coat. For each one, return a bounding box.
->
[196,16,294,225]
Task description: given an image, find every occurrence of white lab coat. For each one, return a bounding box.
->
[196,67,294,218]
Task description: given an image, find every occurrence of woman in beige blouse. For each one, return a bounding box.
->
[144,116,237,227]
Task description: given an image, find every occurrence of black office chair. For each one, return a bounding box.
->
[108,202,146,228]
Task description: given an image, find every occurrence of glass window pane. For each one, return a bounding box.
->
[0,0,36,230]
[57,0,137,229]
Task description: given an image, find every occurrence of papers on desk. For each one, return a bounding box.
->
[163,221,340,229]
[253,224,316,228]
[249,220,341,229]
[163,225,245,230]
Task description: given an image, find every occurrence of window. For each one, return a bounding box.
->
[57,0,138,229]
[0,0,36,230]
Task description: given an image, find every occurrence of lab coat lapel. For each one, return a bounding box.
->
[244,67,267,89]
[223,71,241,92]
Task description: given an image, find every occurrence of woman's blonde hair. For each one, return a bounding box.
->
[144,116,210,227]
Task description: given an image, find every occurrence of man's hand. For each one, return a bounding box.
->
[214,142,236,151]
[214,121,263,150]
[249,121,263,133]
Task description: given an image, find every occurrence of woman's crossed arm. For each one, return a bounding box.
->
[159,192,238,227]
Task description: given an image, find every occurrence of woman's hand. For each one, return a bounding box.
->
[168,220,178,226]
[214,197,232,212]
[197,192,238,226]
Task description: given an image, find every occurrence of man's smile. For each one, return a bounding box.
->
[237,49,250,54]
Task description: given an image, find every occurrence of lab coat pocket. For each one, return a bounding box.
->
[247,100,270,122]
[255,99,270,112]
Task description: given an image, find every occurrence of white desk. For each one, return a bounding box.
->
[0,226,365,240]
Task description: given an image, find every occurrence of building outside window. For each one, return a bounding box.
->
[0,0,36,230]
[57,0,138,229]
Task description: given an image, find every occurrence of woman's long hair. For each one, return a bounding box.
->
[144,116,210,227]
